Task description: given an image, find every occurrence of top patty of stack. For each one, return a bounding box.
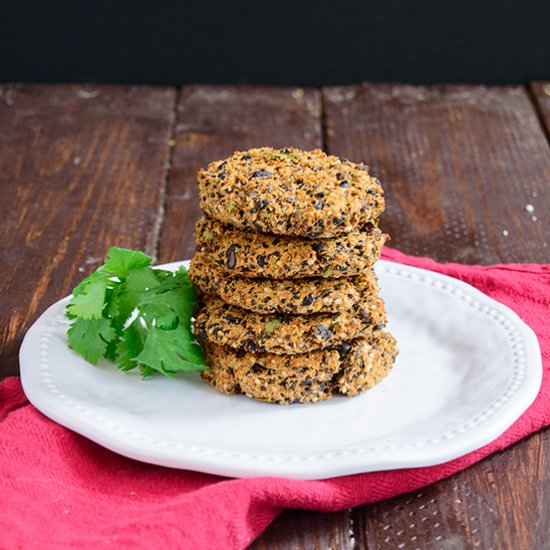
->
[198,147,384,238]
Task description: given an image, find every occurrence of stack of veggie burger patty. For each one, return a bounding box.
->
[190,147,398,404]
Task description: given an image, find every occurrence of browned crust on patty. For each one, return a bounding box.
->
[193,296,386,355]
[336,330,398,397]
[198,147,384,238]
[202,344,340,404]
[195,217,385,279]
[201,331,398,404]
[189,252,381,314]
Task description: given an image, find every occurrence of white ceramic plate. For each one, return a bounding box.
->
[20,260,542,480]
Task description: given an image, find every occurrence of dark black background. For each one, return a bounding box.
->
[2,0,549,85]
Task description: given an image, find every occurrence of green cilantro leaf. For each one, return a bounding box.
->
[66,270,111,319]
[68,317,116,364]
[264,318,282,335]
[113,267,165,321]
[65,247,205,378]
[136,269,196,330]
[202,229,214,241]
[133,325,205,378]
[126,265,164,291]
[104,247,151,278]
[116,320,147,371]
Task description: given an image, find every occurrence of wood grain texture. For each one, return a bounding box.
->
[355,432,550,550]
[251,510,353,550]
[531,82,550,137]
[0,84,175,378]
[158,85,322,262]
[4,83,550,549]
[324,83,550,550]
[156,85,352,548]
[324,84,550,264]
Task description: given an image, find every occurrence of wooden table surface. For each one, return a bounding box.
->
[1,82,550,549]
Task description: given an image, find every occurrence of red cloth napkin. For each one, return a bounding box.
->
[2,248,549,549]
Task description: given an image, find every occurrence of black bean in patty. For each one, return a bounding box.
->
[225,244,237,269]
[315,324,332,340]
[251,170,273,179]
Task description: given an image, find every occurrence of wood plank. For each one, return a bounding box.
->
[0,84,175,378]
[324,84,550,264]
[250,510,352,550]
[355,433,550,550]
[157,84,350,549]
[158,85,322,262]
[531,81,550,138]
[323,83,550,549]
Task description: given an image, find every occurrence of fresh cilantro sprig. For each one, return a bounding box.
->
[66,247,205,378]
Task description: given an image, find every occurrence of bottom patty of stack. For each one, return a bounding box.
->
[201,331,398,404]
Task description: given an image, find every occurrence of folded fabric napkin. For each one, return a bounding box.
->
[1,248,549,549]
